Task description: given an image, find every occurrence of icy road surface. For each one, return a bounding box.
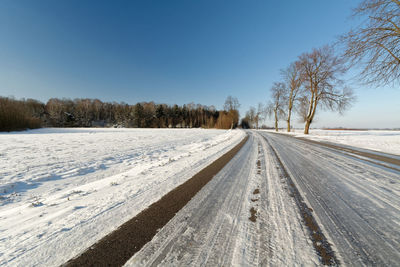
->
[126,132,320,266]
[259,131,400,266]
[127,130,400,266]
[0,128,244,266]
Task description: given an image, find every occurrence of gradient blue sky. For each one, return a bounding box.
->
[1,0,399,128]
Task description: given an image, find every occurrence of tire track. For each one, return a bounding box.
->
[262,134,339,265]
[261,131,400,266]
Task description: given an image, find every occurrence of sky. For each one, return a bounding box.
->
[0,0,399,128]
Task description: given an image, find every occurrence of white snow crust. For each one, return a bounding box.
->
[0,128,244,266]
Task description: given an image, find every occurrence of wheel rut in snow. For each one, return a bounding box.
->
[262,135,340,266]
[64,135,249,267]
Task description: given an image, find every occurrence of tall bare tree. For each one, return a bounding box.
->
[298,46,354,134]
[341,0,400,85]
[246,106,256,128]
[281,62,302,132]
[255,102,264,129]
[266,82,286,132]
[223,96,240,129]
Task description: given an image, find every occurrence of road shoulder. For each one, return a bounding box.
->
[64,134,249,267]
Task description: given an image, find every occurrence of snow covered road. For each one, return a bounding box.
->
[127,130,400,266]
[259,131,400,266]
[126,131,320,266]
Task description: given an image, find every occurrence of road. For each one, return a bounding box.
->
[259,131,400,266]
[127,132,319,266]
[126,130,400,266]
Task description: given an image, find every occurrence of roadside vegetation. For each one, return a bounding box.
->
[266,83,287,132]
[0,96,240,132]
[244,0,399,134]
[341,0,400,86]
[243,46,354,134]
[0,97,43,132]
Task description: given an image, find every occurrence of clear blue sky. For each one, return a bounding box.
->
[0,0,399,128]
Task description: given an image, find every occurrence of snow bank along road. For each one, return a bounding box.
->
[0,128,245,266]
[258,131,400,266]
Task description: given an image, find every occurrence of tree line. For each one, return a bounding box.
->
[0,96,240,132]
[244,0,399,134]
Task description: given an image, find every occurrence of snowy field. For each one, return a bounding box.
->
[0,128,245,266]
[264,129,400,155]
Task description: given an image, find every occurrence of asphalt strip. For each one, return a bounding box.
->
[64,134,249,267]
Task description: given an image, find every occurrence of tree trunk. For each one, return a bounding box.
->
[274,111,278,132]
[304,90,318,135]
[304,119,311,134]
[287,90,293,132]
[304,97,318,135]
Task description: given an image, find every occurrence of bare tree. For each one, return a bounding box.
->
[281,62,302,132]
[242,103,265,129]
[223,96,240,129]
[246,106,256,128]
[341,0,400,85]
[255,102,264,129]
[223,96,240,111]
[298,46,354,134]
[266,82,286,132]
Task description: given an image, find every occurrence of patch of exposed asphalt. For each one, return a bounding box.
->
[263,135,339,266]
[249,143,261,223]
[249,189,259,221]
[249,207,257,222]
[63,135,249,267]
[257,159,261,174]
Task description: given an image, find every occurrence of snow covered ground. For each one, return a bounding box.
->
[263,129,400,155]
[0,128,245,266]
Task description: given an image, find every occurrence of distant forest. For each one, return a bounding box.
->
[0,96,239,132]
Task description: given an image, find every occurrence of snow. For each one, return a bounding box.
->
[262,129,400,155]
[0,128,245,266]
[261,131,400,265]
[125,132,319,266]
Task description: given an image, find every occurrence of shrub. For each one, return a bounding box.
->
[0,97,43,131]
